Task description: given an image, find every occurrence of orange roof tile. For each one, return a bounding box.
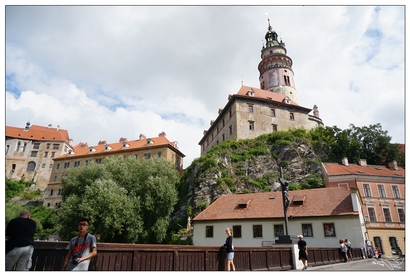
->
[54,135,185,159]
[193,187,356,221]
[236,85,299,106]
[6,125,71,144]
[322,163,405,177]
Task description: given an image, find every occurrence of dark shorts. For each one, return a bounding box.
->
[299,249,308,260]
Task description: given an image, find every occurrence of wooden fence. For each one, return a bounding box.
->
[28,241,364,271]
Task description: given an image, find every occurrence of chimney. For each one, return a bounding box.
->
[56,125,60,131]
[313,105,319,118]
[358,159,367,167]
[342,157,349,166]
[139,134,146,140]
[98,140,106,145]
[218,108,223,114]
[388,160,398,170]
[158,131,166,137]
[119,137,127,143]
[48,124,52,128]
[24,121,31,131]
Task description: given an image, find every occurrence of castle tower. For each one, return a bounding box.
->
[258,19,298,103]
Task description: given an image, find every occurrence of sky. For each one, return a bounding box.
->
[3,3,406,169]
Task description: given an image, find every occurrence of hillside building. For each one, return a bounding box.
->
[199,19,323,155]
[322,158,405,257]
[5,122,73,190]
[43,132,185,207]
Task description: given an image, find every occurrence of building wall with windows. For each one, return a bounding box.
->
[193,188,365,249]
[5,123,73,190]
[43,132,185,208]
[199,86,323,155]
[322,159,405,257]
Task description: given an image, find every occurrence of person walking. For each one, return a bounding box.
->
[5,210,37,271]
[345,239,353,260]
[223,227,235,271]
[297,235,308,270]
[339,239,349,262]
[62,218,97,271]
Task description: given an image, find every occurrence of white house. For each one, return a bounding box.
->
[193,187,367,250]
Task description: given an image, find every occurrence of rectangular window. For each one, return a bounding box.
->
[157,151,162,157]
[58,189,63,195]
[74,161,81,167]
[205,226,214,238]
[233,225,242,238]
[53,175,57,182]
[363,183,371,197]
[63,162,70,169]
[44,151,49,157]
[42,163,46,168]
[33,142,40,149]
[398,209,405,223]
[272,124,278,132]
[222,134,225,141]
[301,224,313,237]
[249,121,254,130]
[46,143,51,149]
[383,208,392,222]
[271,109,276,117]
[253,225,263,238]
[274,224,284,237]
[290,113,295,120]
[368,207,377,222]
[229,108,232,117]
[49,164,53,168]
[144,153,151,159]
[323,223,335,237]
[229,125,233,135]
[248,105,254,113]
[50,189,54,196]
[30,151,38,157]
[51,152,55,157]
[56,163,60,170]
[377,184,386,198]
[392,185,400,198]
[53,144,59,150]
[95,158,102,164]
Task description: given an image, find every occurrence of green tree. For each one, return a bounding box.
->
[57,156,179,243]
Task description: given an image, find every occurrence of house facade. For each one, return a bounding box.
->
[193,187,366,250]
[322,158,405,257]
[198,20,323,155]
[5,122,73,190]
[43,132,185,208]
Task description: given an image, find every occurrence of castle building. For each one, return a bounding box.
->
[5,122,73,190]
[199,19,323,155]
[43,132,185,208]
[322,158,405,257]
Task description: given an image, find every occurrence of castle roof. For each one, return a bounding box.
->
[54,134,185,159]
[193,187,356,221]
[6,124,71,144]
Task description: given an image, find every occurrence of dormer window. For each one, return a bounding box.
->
[146,138,153,145]
[122,142,129,148]
[89,147,96,153]
[283,96,291,104]
[104,144,112,151]
[246,88,255,97]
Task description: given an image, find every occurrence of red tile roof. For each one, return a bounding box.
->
[235,85,299,106]
[6,125,71,144]
[193,187,356,221]
[54,135,185,159]
[322,163,404,177]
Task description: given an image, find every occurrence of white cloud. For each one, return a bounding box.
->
[5,5,405,168]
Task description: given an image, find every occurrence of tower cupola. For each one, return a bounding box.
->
[258,19,298,103]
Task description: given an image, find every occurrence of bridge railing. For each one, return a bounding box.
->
[28,241,363,271]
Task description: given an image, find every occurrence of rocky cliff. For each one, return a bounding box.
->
[172,132,327,223]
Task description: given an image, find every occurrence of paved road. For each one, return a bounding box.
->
[307,257,405,271]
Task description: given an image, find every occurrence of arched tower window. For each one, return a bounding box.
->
[27,161,36,171]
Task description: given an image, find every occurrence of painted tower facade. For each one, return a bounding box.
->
[258,19,298,103]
